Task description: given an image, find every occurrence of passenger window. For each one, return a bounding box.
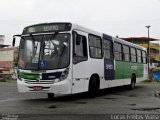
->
[114,42,122,61]
[89,35,102,59]
[137,49,142,63]
[131,47,137,62]
[123,45,130,62]
[142,51,147,64]
[73,31,88,64]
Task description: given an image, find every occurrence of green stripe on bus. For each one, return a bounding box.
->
[19,72,39,80]
[115,61,143,79]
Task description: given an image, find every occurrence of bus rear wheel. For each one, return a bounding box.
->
[88,76,99,97]
[47,93,54,100]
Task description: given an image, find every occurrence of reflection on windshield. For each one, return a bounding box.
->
[18,33,70,70]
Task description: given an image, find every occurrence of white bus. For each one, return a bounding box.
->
[13,22,148,98]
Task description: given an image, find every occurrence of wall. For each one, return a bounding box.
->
[0,50,14,61]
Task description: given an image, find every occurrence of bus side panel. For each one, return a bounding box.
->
[90,59,106,89]
[115,61,124,79]
[123,62,137,85]
[123,62,132,79]
[136,63,144,78]
[72,61,89,93]
[123,62,144,85]
[123,62,132,85]
[137,64,148,83]
[109,60,124,87]
[85,58,106,89]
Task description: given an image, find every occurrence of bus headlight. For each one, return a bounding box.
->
[59,68,69,81]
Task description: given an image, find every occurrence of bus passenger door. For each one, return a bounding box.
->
[103,35,114,81]
[72,30,88,93]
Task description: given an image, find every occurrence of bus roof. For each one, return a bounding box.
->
[72,23,102,36]
[113,36,146,51]
[22,22,146,51]
[24,22,72,28]
[22,22,72,34]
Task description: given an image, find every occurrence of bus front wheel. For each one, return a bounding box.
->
[47,93,54,100]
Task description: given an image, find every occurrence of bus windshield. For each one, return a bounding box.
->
[18,33,70,70]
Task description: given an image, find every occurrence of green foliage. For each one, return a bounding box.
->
[0,78,6,82]
[13,57,18,67]
[0,78,16,82]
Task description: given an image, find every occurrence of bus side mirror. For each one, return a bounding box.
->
[12,34,21,47]
[12,37,16,47]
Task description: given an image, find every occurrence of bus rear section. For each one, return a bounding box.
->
[103,35,147,89]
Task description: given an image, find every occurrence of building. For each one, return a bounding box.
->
[0,35,18,78]
[0,35,10,48]
[0,47,19,78]
[122,37,160,68]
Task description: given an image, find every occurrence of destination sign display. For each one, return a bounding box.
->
[22,23,72,34]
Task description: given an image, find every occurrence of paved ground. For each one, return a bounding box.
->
[0,82,160,120]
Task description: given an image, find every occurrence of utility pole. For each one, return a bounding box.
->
[145,25,151,78]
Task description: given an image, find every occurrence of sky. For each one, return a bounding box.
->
[0,0,160,45]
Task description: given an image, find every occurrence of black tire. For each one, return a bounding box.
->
[47,93,54,100]
[128,75,136,90]
[88,76,99,97]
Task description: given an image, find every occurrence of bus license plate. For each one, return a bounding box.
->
[33,86,43,91]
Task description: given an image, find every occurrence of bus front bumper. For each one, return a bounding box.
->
[17,79,71,95]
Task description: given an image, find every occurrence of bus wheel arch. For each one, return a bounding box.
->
[88,74,100,97]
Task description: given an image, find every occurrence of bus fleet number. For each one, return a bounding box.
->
[105,64,113,70]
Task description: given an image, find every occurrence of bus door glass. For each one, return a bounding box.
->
[72,30,88,93]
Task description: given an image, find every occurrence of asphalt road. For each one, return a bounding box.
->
[0,82,160,120]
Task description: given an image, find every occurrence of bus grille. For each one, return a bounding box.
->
[24,79,54,84]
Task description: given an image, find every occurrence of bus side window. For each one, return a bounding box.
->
[137,49,142,63]
[114,42,123,61]
[123,45,130,62]
[73,32,88,64]
[130,47,137,62]
[89,34,102,59]
[142,51,147,64]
